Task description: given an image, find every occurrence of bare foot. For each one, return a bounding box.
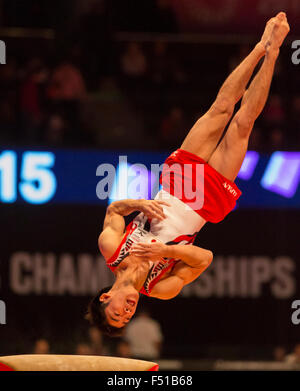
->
[269,12,290,50]
[260,17,277,50]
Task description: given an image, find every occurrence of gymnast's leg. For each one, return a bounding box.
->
[179,17,277,161]
[208,12,290,181]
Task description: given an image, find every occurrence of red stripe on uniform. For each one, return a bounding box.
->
[0,362,14,371]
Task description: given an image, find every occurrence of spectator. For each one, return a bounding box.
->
[120,43,147,79]
[285,344,300,364]
[0,60,18,95]
[75,343,93,355]
[47,61,86,102]
[125,309,163,361]
[88,326,108,356]
[150,41,169,86]
[150,41,186,90]
[269,128,285,151]
[248,127,263,151]
[160,106,187,149]
[33,339,50,354]
[273,346,287,362]
[0,60,18,141]
[81,77,145,148]
[43,114,68,146]
[20,66,48,141]
[262,94,285,127]
[0,101,17,143]
[290,95,300,124]
[115,340,131,358]
[20,66,48,122]
[289,95,300,147]
[46,61,87,143]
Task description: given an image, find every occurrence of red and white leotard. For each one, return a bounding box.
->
[106,149,242,296]
[106,189,205,295]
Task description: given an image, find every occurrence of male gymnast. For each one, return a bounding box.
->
[86,12,290,336]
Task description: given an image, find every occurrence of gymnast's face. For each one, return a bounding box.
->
[100,290,139,328]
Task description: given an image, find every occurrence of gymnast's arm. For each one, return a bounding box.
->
[98,199,170,258]
[163,244,213,270]
[130,243,213,299]
[98,199,141,258]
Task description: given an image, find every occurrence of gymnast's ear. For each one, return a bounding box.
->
[99,293,110,302]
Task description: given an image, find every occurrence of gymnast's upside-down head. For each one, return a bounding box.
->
[86,284,139,336]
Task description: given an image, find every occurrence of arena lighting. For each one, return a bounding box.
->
[237,151,259,180]
[108,160,156,203]
[108,160,129,203]
[261,152,300,198]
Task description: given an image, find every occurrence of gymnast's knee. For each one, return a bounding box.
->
[210,96,235,120]
[233,112,255,139]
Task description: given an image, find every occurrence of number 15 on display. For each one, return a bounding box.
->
[0,151,57,204]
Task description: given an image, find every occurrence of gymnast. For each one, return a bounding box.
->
[86,12,289,335]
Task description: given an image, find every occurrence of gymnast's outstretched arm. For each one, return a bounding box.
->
[130,241,213,269]
[130,242,213,300]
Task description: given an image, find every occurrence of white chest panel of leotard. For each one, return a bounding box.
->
[133,190,206,245]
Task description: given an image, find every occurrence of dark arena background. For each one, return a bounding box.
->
[0,0,300,371]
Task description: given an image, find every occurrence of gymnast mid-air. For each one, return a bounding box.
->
[86,12,290,335]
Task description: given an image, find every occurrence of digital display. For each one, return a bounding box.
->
[0,148,299,208]
[0,150,56,204]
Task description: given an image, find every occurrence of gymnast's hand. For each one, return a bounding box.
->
[130,242,169,260]
[138,199,170,221]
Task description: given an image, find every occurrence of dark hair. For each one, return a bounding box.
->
[86,286,125,337]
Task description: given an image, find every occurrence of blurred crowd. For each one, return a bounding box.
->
[273,344,300,364]
[31,309,164,361]
[0,0,298,151]
[30,325,300,365]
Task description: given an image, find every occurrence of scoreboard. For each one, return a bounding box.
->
[0,148,299,208]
